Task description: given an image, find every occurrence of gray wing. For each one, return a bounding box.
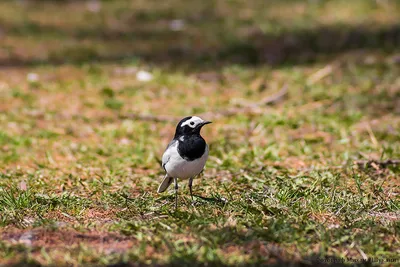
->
[161,139,177,171]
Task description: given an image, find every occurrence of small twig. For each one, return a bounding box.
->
[307,64,336,85]
[254,83,289,107]
[275,159,399,172]
[199,84,288,120]
[354,159,400,168]
[307,61,342,86]
[365,123,379,148]
[232,83,289,108]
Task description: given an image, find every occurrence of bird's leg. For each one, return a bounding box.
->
[174,178,179,210]
[189,177,194,201]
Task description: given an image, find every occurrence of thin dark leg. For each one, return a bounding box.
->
[174,178,178,210]
[189,177,194,200]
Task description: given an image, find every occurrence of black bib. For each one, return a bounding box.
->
[177,135,206,161]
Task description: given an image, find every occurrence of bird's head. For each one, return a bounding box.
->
[174,116,212,137]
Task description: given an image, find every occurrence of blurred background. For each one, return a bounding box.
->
[1,0,400,66]
[0,0,399,266]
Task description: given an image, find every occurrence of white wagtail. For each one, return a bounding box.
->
[157,116,212,209]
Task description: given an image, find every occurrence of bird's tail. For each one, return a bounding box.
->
[157,175,173,193]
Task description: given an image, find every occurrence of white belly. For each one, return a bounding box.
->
[164,143,208,179]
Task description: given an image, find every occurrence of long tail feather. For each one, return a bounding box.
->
[157,175,173,193]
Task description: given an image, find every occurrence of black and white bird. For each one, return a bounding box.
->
[157,116,212,209]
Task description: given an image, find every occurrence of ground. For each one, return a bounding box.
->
[0,0,399,266]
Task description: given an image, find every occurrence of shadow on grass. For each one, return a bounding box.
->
[192,194,227,204]
[1,191,376,267]
[0,0,399,68]
[106,256,366,267]
[6,255,368,267]
[1,23,399,68]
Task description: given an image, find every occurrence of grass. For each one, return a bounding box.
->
[0,0,399,266]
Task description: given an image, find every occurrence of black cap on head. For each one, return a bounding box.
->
[174,116,211,137]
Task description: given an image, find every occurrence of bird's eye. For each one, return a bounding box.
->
[190,122,195,126]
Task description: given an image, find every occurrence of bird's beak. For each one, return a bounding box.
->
[197,121,212,129]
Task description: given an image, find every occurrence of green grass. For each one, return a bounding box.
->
[0,0,399,266]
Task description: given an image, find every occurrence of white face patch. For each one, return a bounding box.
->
[181,116,204,128]
[179,136,185,141]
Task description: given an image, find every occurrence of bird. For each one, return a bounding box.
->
[157,116,212,209]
